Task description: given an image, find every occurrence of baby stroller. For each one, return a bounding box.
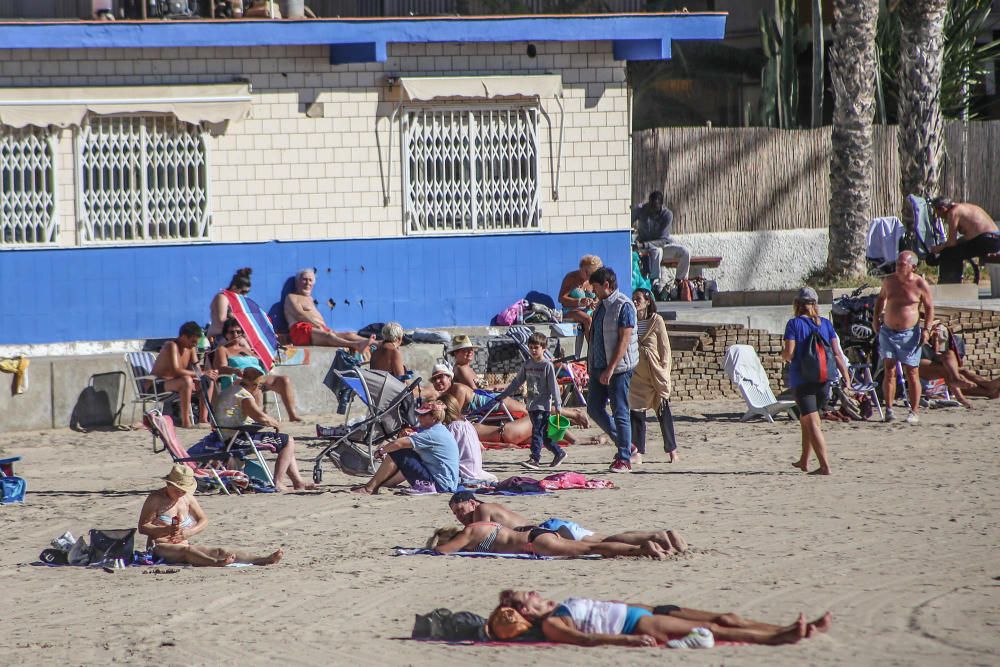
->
[505,325,588,407]
[312,367,421,482]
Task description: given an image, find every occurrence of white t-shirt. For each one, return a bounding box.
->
[552,598,627,635]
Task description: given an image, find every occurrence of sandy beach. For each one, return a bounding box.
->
[1,397,998,667]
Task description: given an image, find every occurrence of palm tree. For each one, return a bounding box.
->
[895,0,949,201]
[826,0,880,279]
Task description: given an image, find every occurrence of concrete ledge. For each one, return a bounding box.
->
[713,283,980,307]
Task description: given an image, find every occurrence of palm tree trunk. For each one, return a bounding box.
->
[897,0,949,201]
[826,0,879,279]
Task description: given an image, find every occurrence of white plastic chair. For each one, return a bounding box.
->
[723,345,797,422]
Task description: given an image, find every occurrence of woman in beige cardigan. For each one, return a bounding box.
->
[628,288,678,464]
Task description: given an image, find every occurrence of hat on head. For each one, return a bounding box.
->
[163,464,197,494]
[796,286,819,304]
[447,334,480,355]
[430,363,454,379]
[416,401,444,415]
[487,607,534,640]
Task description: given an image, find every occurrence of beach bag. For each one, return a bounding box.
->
[495,300,528,326]
[799,319,834,384]
[87,528,136,566]
[677,279,694,302]
[0,475,26,504]
[412,608,486,640]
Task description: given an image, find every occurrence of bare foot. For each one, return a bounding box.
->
[350,485,375,495]
[288,415,304,422]
[257,549,284,566]
[652,533,677,554]
[807,611,832,636]
[791,461,808,472]
[641,540,668,560]
[293,482,321,491]
[667,450,679,463]
[808,467,831,476]
[769,616,807,645]
[665,530,688,553]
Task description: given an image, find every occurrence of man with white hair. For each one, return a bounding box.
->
[874,250,934,424]
[283,268,373,353]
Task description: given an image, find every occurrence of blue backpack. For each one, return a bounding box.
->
[799,318,834,384]
[1,476,26,504]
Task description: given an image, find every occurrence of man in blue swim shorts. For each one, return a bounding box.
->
[874,251,934,425]
[447,492,688,553]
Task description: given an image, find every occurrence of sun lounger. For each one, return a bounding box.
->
[723,345,797,422]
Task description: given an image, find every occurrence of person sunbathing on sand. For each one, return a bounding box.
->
[490,589,832,647]
[447,491,688,553]
[138,465,283,567]
[427,524,670,559]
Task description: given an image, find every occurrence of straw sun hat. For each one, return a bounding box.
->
[163,464,197,494]
[447,335,480,355]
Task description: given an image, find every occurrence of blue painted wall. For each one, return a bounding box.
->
[0,230,630,345]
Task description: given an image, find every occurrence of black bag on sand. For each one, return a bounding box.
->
[88,528,136,565]
[412,608,487,640]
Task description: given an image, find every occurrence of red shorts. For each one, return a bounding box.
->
[289,321,316,346]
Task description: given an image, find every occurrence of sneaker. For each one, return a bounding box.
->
[400,480,438,495]
[884,409,895,423]
[549,450,568,467]
[608,458,632,473]
[520,458,542,470]
[905,411,920,424]
[667,627,715,649]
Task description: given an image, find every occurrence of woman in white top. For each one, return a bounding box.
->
[493,590,830,647]
[440,394,497,485]
[210,368,317,491]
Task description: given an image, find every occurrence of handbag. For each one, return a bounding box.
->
[87,528,136,565]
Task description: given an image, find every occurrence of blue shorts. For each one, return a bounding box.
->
[878,325,922,367]
[388,449,435,489]
[622,606,653,634]
[538,518,594,541]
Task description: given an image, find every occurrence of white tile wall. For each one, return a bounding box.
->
[0,40,630,247]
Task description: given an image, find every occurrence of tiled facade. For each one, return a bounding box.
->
[0,40,631,248]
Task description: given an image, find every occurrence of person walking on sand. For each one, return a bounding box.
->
[874,251,934,424]
[137,465,283,567]
[781,287,851,476]
[628,287,678,465]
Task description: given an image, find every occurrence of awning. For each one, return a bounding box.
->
[0,83,253,129]
[394,75,563,103]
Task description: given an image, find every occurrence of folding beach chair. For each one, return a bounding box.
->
[125,351,188,443]
[723,345,797,422]
[313,368,421,482]
[143,409,250,495]
[835,349,883,420]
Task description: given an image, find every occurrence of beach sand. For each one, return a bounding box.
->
[1,398,998,666]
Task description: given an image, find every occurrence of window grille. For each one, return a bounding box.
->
[402,106,541,235]
[1,127,57,246]
[78,115,209,244]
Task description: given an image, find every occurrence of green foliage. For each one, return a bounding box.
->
[756,0,809,128]
[876,0,1000,121]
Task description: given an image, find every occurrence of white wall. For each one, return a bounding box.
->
[673,227,828,290]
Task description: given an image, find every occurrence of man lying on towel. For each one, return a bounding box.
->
[448,491,688,554]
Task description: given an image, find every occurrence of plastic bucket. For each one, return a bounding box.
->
[547,414,570,441]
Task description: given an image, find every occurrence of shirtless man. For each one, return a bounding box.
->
[874,251,934,424]
[930,197,1000,284]
[447,491,689,554]
[423,363,588,428]
[283,268,373,354]
[151,321,217,428]
[137,464,283,567]
[447,335,482,389]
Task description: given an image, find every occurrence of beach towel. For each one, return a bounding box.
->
[221,290,280,371]
[393,548,601,560]
[474,473,615,495]
[537,471,615,490]
[275,346,310,366]
[481,439,570,451]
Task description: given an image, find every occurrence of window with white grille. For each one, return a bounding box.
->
[402,106,541,234]
[78,115,209,244]
[1,127,57,246]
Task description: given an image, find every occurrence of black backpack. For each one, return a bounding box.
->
[799,318,834,384]
[412,608,487,641]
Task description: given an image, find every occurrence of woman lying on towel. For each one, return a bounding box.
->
[489,589,832,647]
[138,465,283,567]
[426,523,670,559]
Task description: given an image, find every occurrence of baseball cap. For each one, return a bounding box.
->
[415,401,444,415]
[796,287,818,303]
[430,363,453,379]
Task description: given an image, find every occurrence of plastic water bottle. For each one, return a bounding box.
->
[197,328,209,362]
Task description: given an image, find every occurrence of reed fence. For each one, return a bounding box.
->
[632,121,1000,235]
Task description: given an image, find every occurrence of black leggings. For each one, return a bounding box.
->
[629,399,677,454]
[935,233,1000,283]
